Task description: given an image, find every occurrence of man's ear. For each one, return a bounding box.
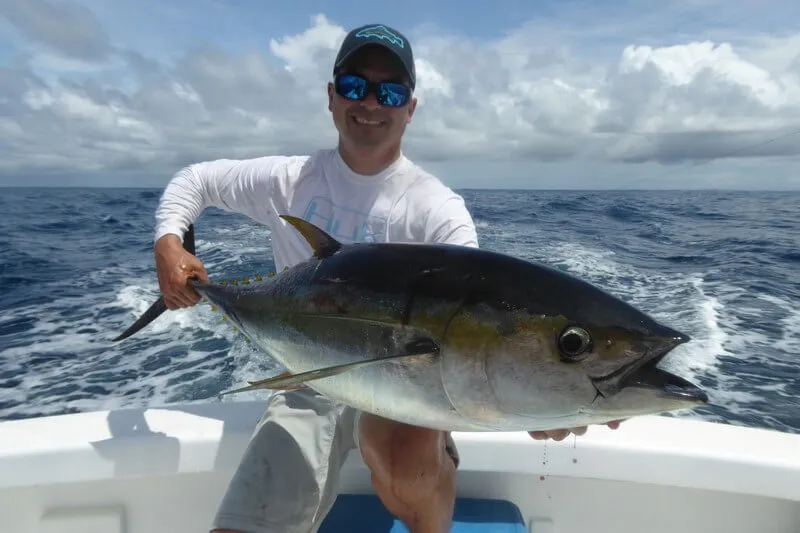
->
[327,82,334,112]
[406,96,417,124]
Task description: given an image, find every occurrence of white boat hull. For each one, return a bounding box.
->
[1,400,799,532]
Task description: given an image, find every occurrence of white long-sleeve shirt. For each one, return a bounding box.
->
[154,148,478,271]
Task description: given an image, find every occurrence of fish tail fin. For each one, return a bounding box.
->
[112,296,168,341]
[112,224,196,342]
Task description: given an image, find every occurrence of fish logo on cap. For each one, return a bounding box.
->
[355,25,405,48]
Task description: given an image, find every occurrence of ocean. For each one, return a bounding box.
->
[0,187,798,435]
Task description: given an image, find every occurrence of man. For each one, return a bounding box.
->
[152,23,618,533]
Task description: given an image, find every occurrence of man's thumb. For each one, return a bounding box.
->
[182,256,208,282]
[195,263,209,281]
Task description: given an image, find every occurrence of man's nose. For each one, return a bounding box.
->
[360,91,381,110]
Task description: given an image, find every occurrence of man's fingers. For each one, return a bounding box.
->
[529,426,586,441]
[165,279,197,308]
[163,280,203,310]
[529,422,622,443]
[195,263,209,281]
[169,287,193,308]
[164,295,183,310]
[178,291,197,307]
[166,294,190,309]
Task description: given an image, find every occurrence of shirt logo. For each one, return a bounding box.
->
[302,197,386,243]
[355,25,404,49]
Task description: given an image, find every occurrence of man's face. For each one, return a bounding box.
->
[327,46,417,151]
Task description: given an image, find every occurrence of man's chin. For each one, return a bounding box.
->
[344,130,390,147]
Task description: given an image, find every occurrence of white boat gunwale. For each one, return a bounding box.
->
[1,400,799,532]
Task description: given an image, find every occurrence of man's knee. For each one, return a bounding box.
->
[358,414,456,533]
[358,414,456,475]
[357,414,457,490]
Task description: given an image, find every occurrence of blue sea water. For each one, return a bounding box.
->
[0,187,798,435]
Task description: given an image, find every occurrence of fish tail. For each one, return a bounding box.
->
[112,224,196,342]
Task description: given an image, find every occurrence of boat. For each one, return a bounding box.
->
[1,399,799,532]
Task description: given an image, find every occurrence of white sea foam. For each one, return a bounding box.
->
[0,221,283,420]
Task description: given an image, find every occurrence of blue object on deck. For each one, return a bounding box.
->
[318,493,527,532]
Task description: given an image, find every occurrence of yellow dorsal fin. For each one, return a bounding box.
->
[280,215,342,259]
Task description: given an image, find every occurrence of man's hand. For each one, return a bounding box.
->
[154,234,209,310]
[528,420,624,442]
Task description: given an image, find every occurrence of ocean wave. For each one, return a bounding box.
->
[0,187,798,434]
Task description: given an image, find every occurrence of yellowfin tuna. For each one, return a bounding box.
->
[115,215,708,432]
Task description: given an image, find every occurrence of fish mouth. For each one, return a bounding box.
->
[592,328,707,404]
[620,355,708,404]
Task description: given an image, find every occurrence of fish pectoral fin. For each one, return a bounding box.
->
[218,337,439,397]
[249,372,307,391]
[249,371,307,391]
[295,313,398,327]
[218,370,307,396]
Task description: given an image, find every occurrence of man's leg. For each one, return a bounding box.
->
[356,413,458,533]
[210,387,358,533]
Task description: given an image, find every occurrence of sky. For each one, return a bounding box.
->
[1,0,799,189]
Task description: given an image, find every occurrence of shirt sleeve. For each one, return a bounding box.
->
[153,156,287,244]
[425,194,480,248]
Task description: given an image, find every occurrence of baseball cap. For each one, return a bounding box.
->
[333,23,416,90]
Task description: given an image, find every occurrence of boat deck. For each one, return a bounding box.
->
[1,399,798,532]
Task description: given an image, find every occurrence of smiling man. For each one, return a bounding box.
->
[152,23,610,533]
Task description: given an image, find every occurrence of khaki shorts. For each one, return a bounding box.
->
[210,388,459,533]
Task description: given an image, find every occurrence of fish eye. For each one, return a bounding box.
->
[558,326,593,361]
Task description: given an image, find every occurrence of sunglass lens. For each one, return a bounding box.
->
[337,74,367,101]
[378,82,410,107]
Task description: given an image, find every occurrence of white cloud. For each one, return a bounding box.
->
[0,0,112,61]
[268,13,345,75]
[1,4,799,188]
